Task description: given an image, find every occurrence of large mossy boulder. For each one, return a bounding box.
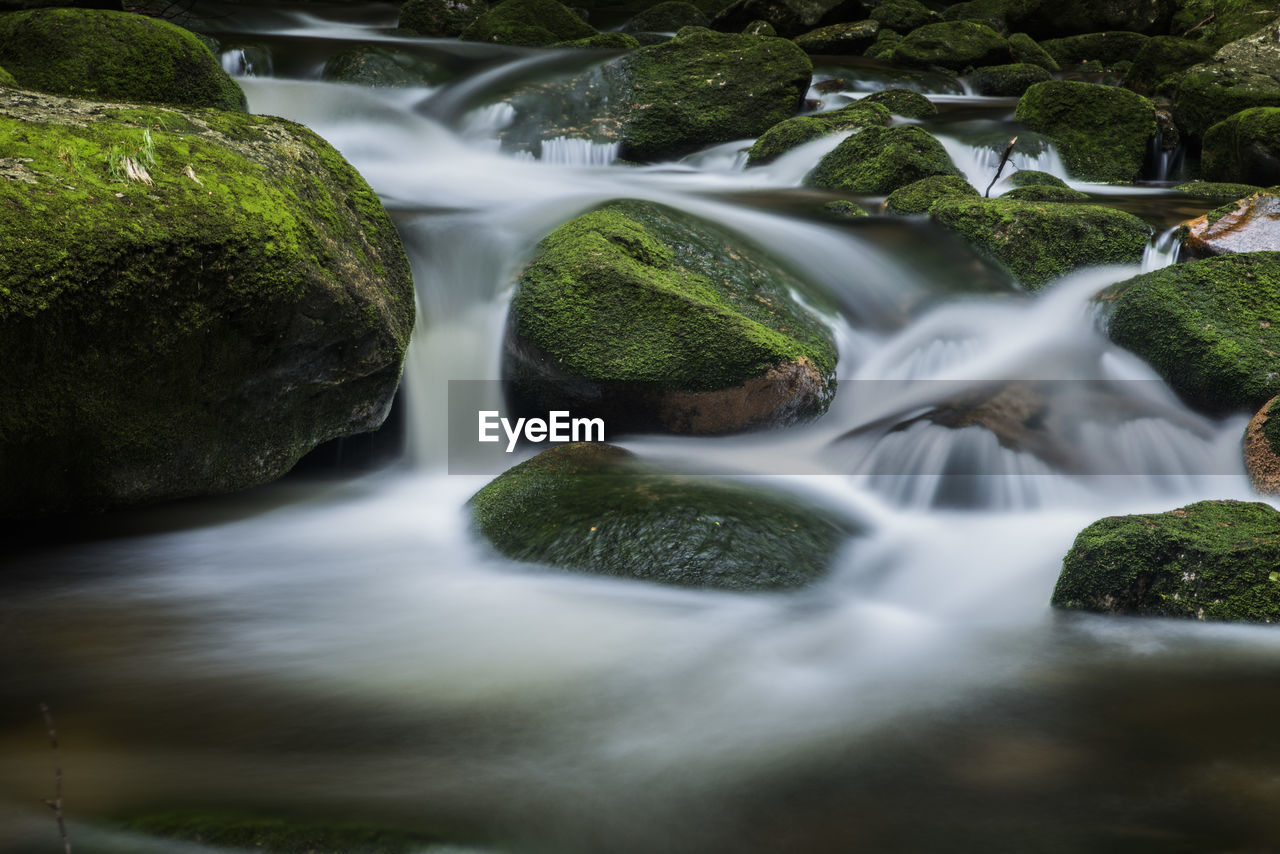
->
[1174,17,1280,138]
[0,9,245,111]
[1124,36,1213,96]
[967,62,1050,96]
[870,0,939,32]
[1014,81,1156,183]
[744,100,889,165]
[459,0,596,45]
[470,444,858,590]
[1102,252,1280,414]
[1006,32,1058,71]
[1040,31,1150,67]
[1202,107,1280,186]
[1181,188,1280,257]
[805,124,960,193]
[709,0,868,39]
[0,89,414,516]
[1052,500,1280,622]
[398,0,488,36]
[930,198,1150,289]
[858,87,936,118]
[884,174,977,214]
[793,19,879,54]
[321,45,449,87]
[890,21,1009,71]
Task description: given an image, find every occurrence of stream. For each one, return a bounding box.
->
[4,3,1280,852]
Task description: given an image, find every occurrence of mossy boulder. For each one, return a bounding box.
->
[555,32,642,48]
[0,89,414,516]
[321,46,450,87]
[397,0,489,37]
[930,197,1150,289]
[504,200,837,435]
[622,1,709,32]
[1008,168,1067,187]
[1014,81,1156,183]
[823,199,869,218]
[999,183,1089,200]
[1039,31,1149,67]
[1202,107,1280,186]
[793,19,879,54]
[1245,394,1280,494]
[891,21,1009,71]
[1174,17,1280,138]
[1102,252,1280,414]
[459,0,596,45]
[745,100,889,165]
[941,0,1043,34]
[884,174,977,214]
[1171,0,1277,49]
[870,0,940,32]
[1180,188,1280,257]
[1006,32,1058,71]
[0,9,245,111]
[1124,36,1213,96]
[470,444,858,590]
[1052,500,1280,622]
[967,62,1050,96]
[858,86,936,118]
[806,124,960,193]
[1174,180,1263,199]
[743,18,776,35]
[709,0,869,39]
[863,28,902,59]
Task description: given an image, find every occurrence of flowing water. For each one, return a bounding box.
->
[4,4,1280,853]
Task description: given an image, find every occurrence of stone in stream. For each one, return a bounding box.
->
[998,184,1090,201]
[1123,36,1213,96]
[858,87,936,118]
[1245,395,1280,494]
[1201,107,1280,186]
[744,100,889,166]
[1174,180,1264,199]
[890,21,1010,71]
[398,0,489,37]
[0,89,415,517]
[884,174,978,214]
[321,45,451,87]
[1014,81,1157,183]
[459,0,596,46]
[1174,16,1280,138]
[941,0,1044,35]
[1006,32,1058,71]
[621,1,710,33]
[792,20,880,54]
[709,0,869,39]
[805,124,961,194]
[0,8,246,111]
[1180,188,1280,258]
[869,0,940,33]
[967,62,1050,96]
[863,28,901,60]
[470,444,859,591]
[1039,31,1149,68]
[1101,252,1280,415]
[1053,500,1280,622]
[1007,169,1068,187]
[503,200,836,436]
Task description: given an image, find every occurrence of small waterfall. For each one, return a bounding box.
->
[938,134,1072,190]
[220,47,273,78]
[539,136,620,166]
[1141,227,1182,272]
[461,102,516,138]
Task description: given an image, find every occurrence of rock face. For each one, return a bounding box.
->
[968,62,1050,96]
[1052,500,1280,622]
[503,200,837,435]
[470,444,858,591]
[884,174,978,214]
[0,9,246,111]
[398,0,489,37]
[1180,188,1280,258]
[806,125,960,193]
[1202,107,1280,186]
[459,0,596,45]
[1245,395,1280,494]
[0,89,415,516]
[1103,252,1280,414]
[1175,17,1280,138]
[891,21,1010,71]
[745,100,889,166]
[1014,81,1156,183]
[930,198,1150,289]
[710,0,868,39]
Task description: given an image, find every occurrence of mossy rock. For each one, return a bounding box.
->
[1008,168,1067,187]
[1124,36,1213,96]
[0,64,15,88]
[884,174,977,214]
[470,444,858,591]
[1102,252,1280,414]
[967,62,1049,96]
[742,19,776,35]
[1202,107,1280,186]
[459,0,596,45]
[555,32,642,48]
[117,811,455,854]
[709,0,870,39]
[1040,31,1150,67]
[0,9,245,111]
[1181,188,1280,257]
[805,124,960,194]
[999,184,1089,200]
[869,0,940,32]
[1014,81,1156,183]
[1171,0,1277,49]
[1174,17,1280,138]
[862,28,902,59]
[930,197,1150,289]
[398,0,489,37]
[505,200,837,434]
[0,89,414,517]
[1174,180,1264,199]
[745,100,890,165]
[793,19,879,54]
[1006,32,1057,71]
[891,20,1009,71]
[321,45,450,87]
[941,0,1043,34]
[1245,394,1280,494]
[0,0,122,9]
[1052,500,1280,622]
[823,199,869,218]
[622,0,709,32]
[858,86,935,118]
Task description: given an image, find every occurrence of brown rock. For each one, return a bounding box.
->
[1181,188,1280,258]
[1244,394,1280,494]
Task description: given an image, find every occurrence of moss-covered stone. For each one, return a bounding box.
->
[743,18,776,35]
[1008,168,1067,187]
[0,89,414,516]
[1014,81,1156,183]
[1102,252,1280,413]
[858,86,936,117]
[709,0,869,39]
[398,0,489,37]
[862,28,902,59]
[555,32,642,48]
[0,9,245,111]
[1040,31,1150,67]
[470,444,858,590]
[931,197,1150,289]
[941,0,1042,34]
[623,0,709,32]
[1202,107,1280,186]
[459,0,596,45]
[793,19,879,54]
[1124,36,1213,96]
[806,124,960,193]
[891,21,1009,71]
[1052,500,1280,622]
[823,199,868,218]
[1174,180,1264,199]
[870,0,940,32]
[1000,184,1090,200]
[118,811,453,854]
[745,100,889,165]
[0,0,123,7]
[1006,32,1058,71]
[321,45,449,87]
[1174,17,1280,138]
[884,174,977,213]
[0,64,15,88]
[1171,0,1277,48]
[504,200,837,434]
[967,62,1050,96]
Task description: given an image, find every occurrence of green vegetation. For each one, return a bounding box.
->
[1124,36,1213,95]
[806,125,961,194]
[1174,179,1264,198]
[1174,19,1280,137]
[1008,168,1067,187]
[1006,32,1059,70]
[1000,184,1090,200]
[1014,81,1156,182]
[884,174,978,214]
[745,101,890,166]
[555,32,642,48]
[968,62,1051,96]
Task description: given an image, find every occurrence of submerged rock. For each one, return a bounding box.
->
[858,87,936,118]
[709,0,869,39]
[745,100,889,166]
[1053,500,1280,622]
[504,200,837,435]
[1245,395,1280,494]
[884,174,978,214]
[0,8,245,111]
[0,89,414,516]
[806,124,960,193]
[398,0,489,37]
[1014,81,1156,183]
[322,45,450,87]
[1180,188,1280,258]
[1202,107,1280,186]
[459,0,596,46]
[891,21,1010,71]
[470,444,858,590]
[1174,17,1280,138]
[793,20,879,54]
[967,62,1050,96]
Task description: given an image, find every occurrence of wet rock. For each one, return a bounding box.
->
[1174,16,1280,138]
[870,0,940,33]
[470,444,859,591]
[504,200,837,435]
[1180,188,1280,258]
[884,174,978,214]
[398,0,489,37]
[321,45,450,87]
[1202,107,1280,186]
[806,124,961,193]
[745,100,889,165]
[1174,180,1264,199]
[1245,395,1280,494]
[967,62,1050,96]
[1014,81,1156,183]
[1008,168,1067,187]
[1124,36,1213,96]
[1040,31,1149,68]
[1040,0,1174,37]
[793,19,879,54]
[709,0,869,39]
[459,0,596,45]
[622,1,709,33]
[858,86,936,117]
[1006,32,1058,71]
[1053,500,1280,622]
[891,21,1010,71]
[823,199,869,218]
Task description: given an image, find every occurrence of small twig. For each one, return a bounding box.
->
[40,703,70,854]
[984,135,1018,198]
[1182,11,1216,37]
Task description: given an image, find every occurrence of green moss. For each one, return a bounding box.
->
[1202,107,1280,186]
[1008,168,1067,187]
[1040,31,1150,67]
[858,87,936,118]
[745,101,889,166]
[863,28,902,59]
[1171,0,1277,48]
[1103,252,1280,414]
[1052,500,1280,622]
[793,19,880,54]
[967,62,1050,96]
[118,811,453,854]
[1006,32,1058,71]
[1124,36,1213,95]
[1174,179,1265,199]
[1000,184,1090,200]
[321,46,449,87]
[941,0,1043,33]
[823,199,868,218]
[0,64,15,88]
[622,0,708,32]
[930,197,1150,289]
[1014,81,1156,182]
[470,444,858,591]
[891,20,1010,71]
[806,124,961,194]
[398,0,488,37]
[0,9,245,111]
[885,174,977,214]
[460,0,596,45]
[870,0,941,32]
[555,32,642,48]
